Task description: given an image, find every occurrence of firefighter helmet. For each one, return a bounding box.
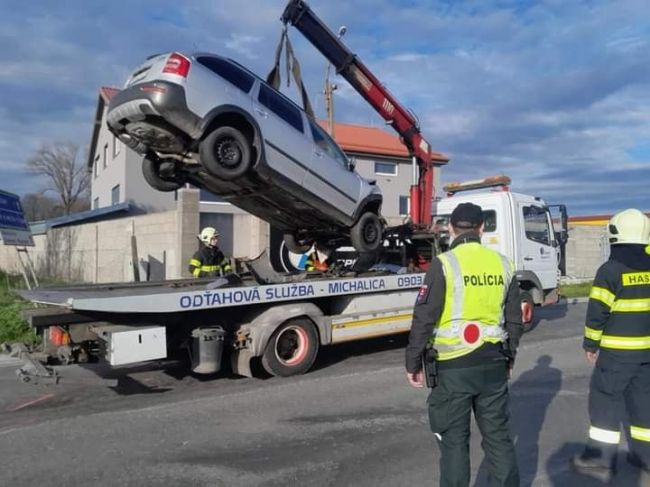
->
[199,227,220,245]
[608,209,650,245]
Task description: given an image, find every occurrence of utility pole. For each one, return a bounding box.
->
[324,25,347,137]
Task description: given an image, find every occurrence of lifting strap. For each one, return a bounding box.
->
[266,26,315,120]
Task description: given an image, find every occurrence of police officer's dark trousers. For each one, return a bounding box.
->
[586,359,650,467]
[427,360,519,487]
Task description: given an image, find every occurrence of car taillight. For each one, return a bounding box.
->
[162,52,191,78]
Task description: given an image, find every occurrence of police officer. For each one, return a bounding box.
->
[405,202,523,487]
[571,208,650,481]
[189,227,232,277]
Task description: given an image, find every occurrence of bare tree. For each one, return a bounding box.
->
[27,142,90,215]
[21,193,61,221]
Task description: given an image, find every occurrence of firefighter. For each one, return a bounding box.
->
[405,202,523,487]
[189,227,232,278]
[571,208,650,481]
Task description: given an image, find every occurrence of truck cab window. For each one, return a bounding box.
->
[523,205,551,246]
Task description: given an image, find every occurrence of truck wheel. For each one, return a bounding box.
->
[350,212,383,253]
[262,319,319,377]
[283,232,312,254]
[521,291,535,331]
[142,154,185,192]
[200,126,252,180]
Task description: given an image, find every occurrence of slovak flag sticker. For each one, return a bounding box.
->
[416,284,429,304]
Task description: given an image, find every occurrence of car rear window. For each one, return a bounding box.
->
[196,56,255,93]
[258,84,304,133]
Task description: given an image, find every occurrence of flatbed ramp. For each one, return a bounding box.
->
[18,272,425,314]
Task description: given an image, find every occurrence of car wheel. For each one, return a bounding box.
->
[261,318,319,377]
[199,126,252,180]
[350,211,383,253]
[520,291,535,332]
[283,232,312,254]
[142,154,185,192]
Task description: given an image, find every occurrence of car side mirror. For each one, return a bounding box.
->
[347,157,356,171]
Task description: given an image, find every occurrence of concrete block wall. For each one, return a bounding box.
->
[564,224,608,280]
[0,188,276,284]
[233,214,270,261]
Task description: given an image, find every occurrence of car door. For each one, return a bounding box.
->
[517,203,559,290]
[303,119,361,219]
[252,84,312,188]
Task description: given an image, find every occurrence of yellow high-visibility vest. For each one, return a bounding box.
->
[431,242,513,361]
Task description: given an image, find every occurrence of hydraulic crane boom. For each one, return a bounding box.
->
[281,0,438,226]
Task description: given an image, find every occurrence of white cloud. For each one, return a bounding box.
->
[0,0,648,216]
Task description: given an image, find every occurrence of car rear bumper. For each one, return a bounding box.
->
[106,81,202,153]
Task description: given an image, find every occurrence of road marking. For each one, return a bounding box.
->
[7,393,55,412]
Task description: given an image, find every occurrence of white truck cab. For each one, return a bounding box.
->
[432,177,568,322]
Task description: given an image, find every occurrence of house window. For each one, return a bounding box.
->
[375,161,397,175]
[112,137,120,158]
[93,197,99,209]
[199,188,224,203]
[399,195,410,216]
[94,155,100,178]
[111,184,120,205]
[103,143,108,168]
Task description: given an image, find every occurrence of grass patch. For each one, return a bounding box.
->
[0,271,39,345]
[560,281,592,298]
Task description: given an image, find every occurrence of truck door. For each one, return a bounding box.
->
[517,203,559,290]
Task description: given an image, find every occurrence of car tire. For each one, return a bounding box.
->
[142,154,185,192]
[199,126,252,180]
[350,211,383,253]
[520,291,535,332]
[261,318,319,377]
[283,232,312,254]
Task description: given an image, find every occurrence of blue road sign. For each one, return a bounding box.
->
[0,190,33,246]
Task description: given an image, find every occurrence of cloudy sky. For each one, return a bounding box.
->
[1,0,648,216]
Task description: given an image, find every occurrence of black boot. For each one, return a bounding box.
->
[570,450,616,483]
[627,451,650,472]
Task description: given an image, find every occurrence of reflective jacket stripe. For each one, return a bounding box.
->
[201,265,220,272]
[611,298,650,313]
[192,268,202,277]
[630,426,650,442]
[600,335,650,350]
[190,259,202,267]
[584,326,603,341]
[590,286,616,308]
[589,426,620,444]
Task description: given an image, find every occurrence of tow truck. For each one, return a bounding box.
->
[11,0,567,382]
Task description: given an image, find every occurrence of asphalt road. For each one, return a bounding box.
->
[0,300,648,486]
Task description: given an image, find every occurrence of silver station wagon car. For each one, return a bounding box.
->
[106,51,384,254]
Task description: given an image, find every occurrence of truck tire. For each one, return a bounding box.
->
[199,126,252,180]
[350,211,383,253]
[142,154,185,192]
[262,318,319,377]
[283,232,312,255]
[520,291,535,331]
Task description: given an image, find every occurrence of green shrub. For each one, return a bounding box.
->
[560,281,592,298]
[0,271,38,344]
